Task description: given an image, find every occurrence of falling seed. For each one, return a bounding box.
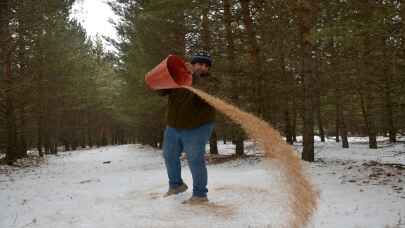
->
[184,86,319,228]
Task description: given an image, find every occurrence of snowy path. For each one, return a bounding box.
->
[1,141,404,228]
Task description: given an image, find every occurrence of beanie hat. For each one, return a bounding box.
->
[191,51,212,67]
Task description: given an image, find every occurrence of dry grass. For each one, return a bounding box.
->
[184,86,319,228]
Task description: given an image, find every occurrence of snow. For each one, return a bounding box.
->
[1,138,404,228]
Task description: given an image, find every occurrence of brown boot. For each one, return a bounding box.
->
[181,196,208,204]
[164,183,188,197]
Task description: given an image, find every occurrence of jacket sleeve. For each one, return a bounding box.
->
[156,89,172,96]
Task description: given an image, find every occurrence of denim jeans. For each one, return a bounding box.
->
[163,122,214,197]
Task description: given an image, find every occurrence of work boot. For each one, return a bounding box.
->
[164,183,188,197]
[182,196,208,204]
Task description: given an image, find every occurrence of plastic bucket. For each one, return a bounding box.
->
[145,54,192,90]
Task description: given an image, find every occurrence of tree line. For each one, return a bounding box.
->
[1,0,404,164]
[0,0,131,164]
[110,0,405,162]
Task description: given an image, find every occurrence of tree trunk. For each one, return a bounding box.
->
[201,2,211,50]
[101,129,108,146]
[336,79,349,148]
[341,113,349,148]
[172,5,187,55]
[44,131,51,154]
[292,97,297,142]
[51,144,57,154]
[335,97,340,143]
[81,127,86,148]
[295,1,320,162]
[5,93,18,163]
[281,47,294,145]
[235,137,244,157]
[18,131,28,158]
[36,62,45,156]
[4,63,17,162]
[285,110,294,145]
[302,80,315,162]
[359,92,378,149]
[65,143,71,151]
[1,0,19,164]
[199,1,218,154]
[314,50,325,143]
[316,95,325,142]
[359,33,378,149]
[385,50,397,143]
[240,0,264,116]
[223,0,245,156]
[209,129,219,155]
[87,127,93,148]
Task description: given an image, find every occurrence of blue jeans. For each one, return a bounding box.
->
[163,122,214,197]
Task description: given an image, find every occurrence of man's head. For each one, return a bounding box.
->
[190,51,212,76]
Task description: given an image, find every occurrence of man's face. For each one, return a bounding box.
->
[191,62,210,76]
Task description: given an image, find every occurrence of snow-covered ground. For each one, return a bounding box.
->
[0,138,404,228]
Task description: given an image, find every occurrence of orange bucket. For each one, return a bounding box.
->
[145,54,192,90]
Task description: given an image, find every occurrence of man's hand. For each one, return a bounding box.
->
[157,89,172,96]
[185,62,193,75]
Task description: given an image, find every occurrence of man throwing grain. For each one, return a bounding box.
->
[159,51,217,204]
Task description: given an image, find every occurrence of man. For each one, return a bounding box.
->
[159,51,216,204]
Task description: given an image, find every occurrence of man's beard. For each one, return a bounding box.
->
[193,70,209,78]
[192,70,210,85]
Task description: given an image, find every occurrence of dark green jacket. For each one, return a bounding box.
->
[159,74,218,129]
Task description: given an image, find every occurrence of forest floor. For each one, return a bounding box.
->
[0,137,404,228]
